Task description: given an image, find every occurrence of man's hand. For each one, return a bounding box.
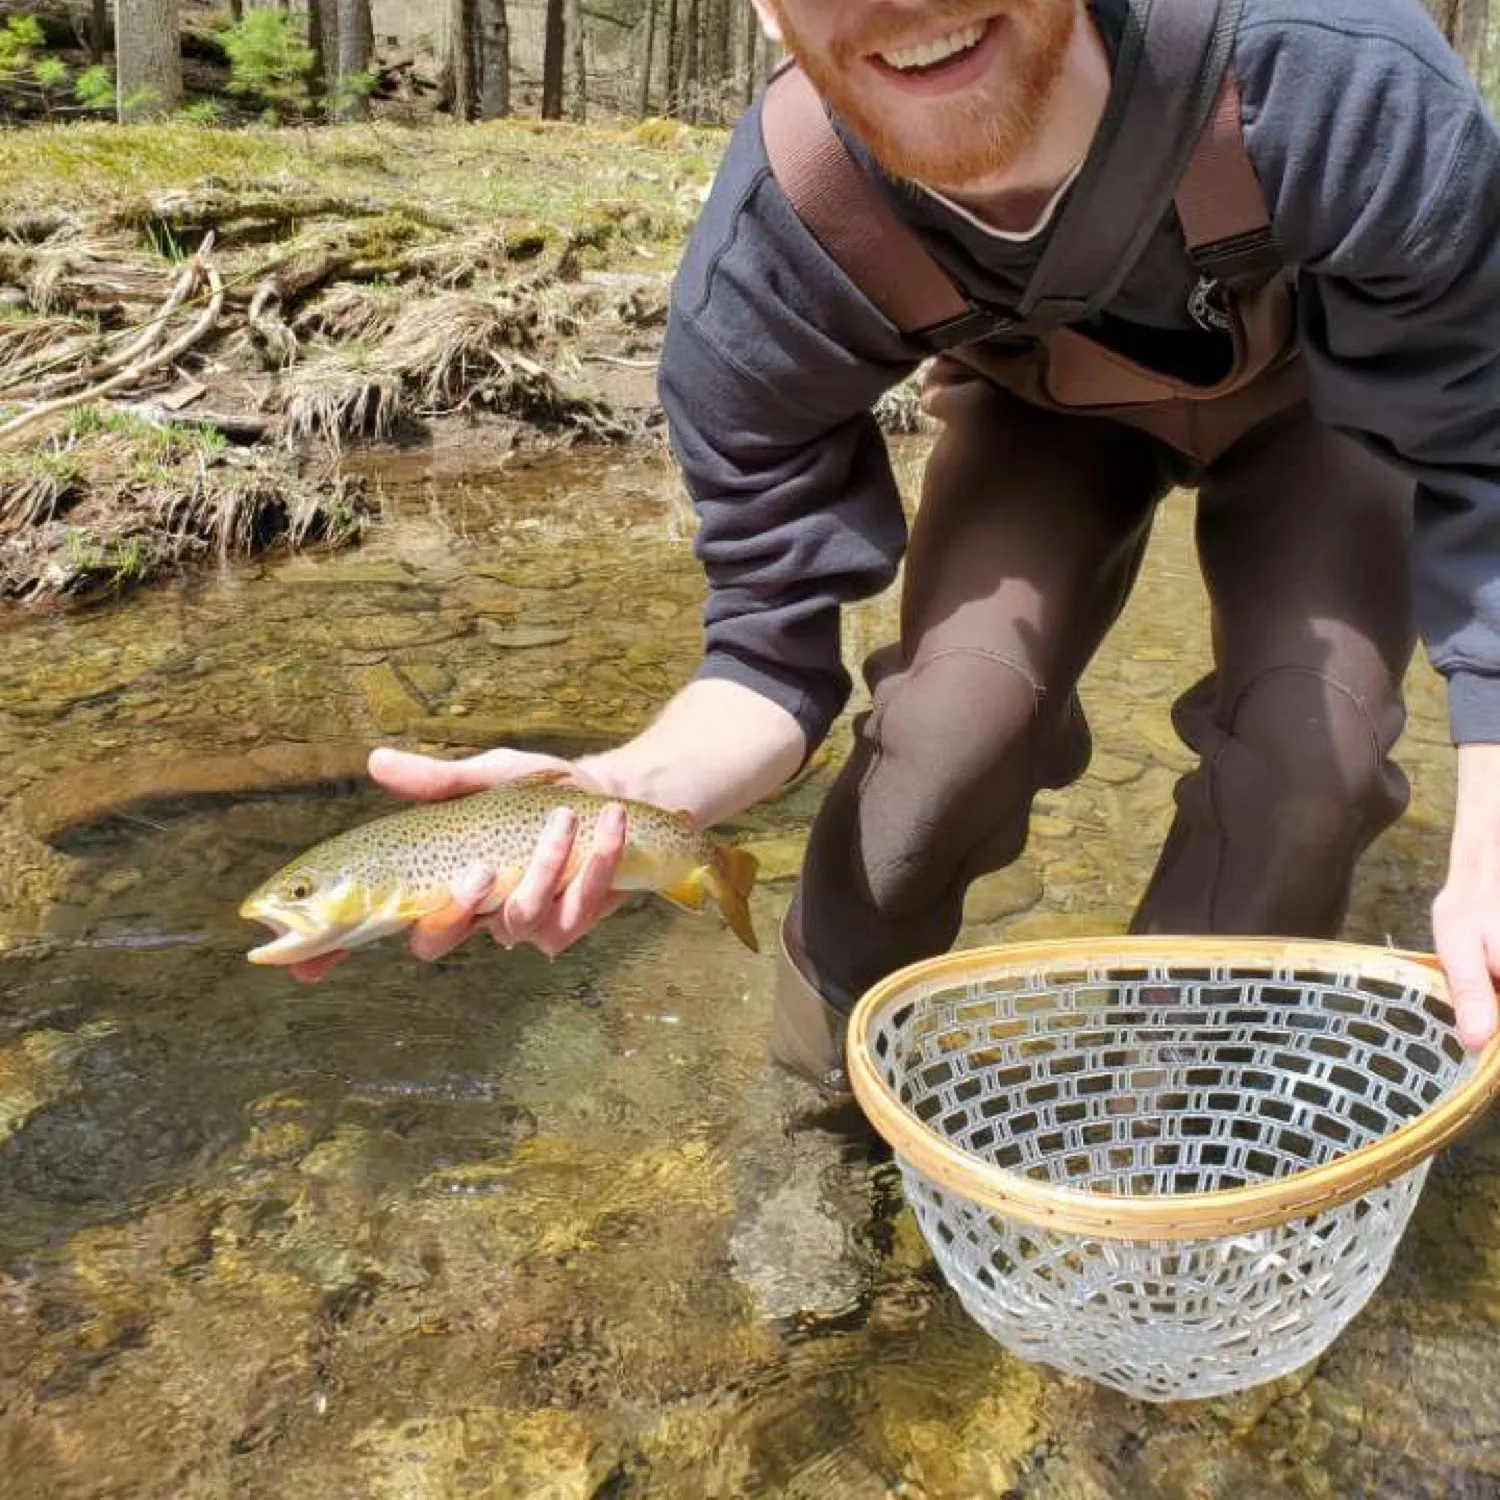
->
[289,745,628,984]
[1432,743,1500,1049]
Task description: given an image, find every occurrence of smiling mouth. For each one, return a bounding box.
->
[873,18,994,75]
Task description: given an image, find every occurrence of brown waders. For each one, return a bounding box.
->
[760,62,1418,1092]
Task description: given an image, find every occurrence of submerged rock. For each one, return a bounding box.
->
[963,862,1045,926]
[726,1075,880,1326]
[738,835,807,886]
[351,1407,605,1500]
[356,663,425,735]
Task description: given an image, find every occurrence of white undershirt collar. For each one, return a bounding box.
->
[916,157,1086,243]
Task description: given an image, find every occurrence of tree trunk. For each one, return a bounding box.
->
[91,0,109,62]
[332,0,373,119]
[1430,0,1491,75]
[680,0,699,123]
[319,0,341,103]
[709,0,731,88]
[116,0,182,120]
[565,0,585,122]
[227,0,243,19]
[448,0,475,119]
[663,0,678,114]
[474,0,509,118]
[308,0,327,103]
[541,0,565,119]
[740,0,755,105]
[638,0,657,116]
[1454,0,1490,76]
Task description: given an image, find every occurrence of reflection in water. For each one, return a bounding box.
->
[1,442,1498,1498]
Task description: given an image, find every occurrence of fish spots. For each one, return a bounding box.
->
[241,781,756,960]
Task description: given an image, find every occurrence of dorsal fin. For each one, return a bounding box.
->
[508,769,571,788]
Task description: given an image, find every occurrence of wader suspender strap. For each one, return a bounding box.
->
[1017,0,1243,331]
[759,63,975,342]
[760,0,1281,351]
[1174,68,1286,328]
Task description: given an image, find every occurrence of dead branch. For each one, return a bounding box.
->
[244,246,366,369]
[113,192,464,246]
[583,353,659,370]
[0,237,226,448]
[0,258,197,401]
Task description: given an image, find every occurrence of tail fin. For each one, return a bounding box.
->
[706,843,760,953]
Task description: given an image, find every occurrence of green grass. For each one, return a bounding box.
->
[66,405,223,451]
[0,121,311,209]
[0,448,81,487]
[0,116,728,249]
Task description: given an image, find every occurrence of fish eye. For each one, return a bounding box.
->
[283,873,316,902]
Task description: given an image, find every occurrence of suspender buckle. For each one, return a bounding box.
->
[917,304,1020,352]
[1188,275,1232,334]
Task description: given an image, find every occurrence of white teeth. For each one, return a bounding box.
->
[881,22,986,72]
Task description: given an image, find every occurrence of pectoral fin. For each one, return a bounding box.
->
[413,902,475,944]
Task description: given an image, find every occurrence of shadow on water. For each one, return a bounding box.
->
[1,444,1498,1499]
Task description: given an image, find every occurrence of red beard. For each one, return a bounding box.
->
[769,0,1078,192]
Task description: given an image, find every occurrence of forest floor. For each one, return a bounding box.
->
[0,111,740,603]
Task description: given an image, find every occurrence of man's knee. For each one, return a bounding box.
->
[1210,666,1410,843]
[852,647,1065,916]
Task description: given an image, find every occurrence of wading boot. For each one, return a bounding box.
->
[768,916,853,1099]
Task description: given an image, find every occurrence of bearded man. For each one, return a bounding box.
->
[300,0,1500,1099]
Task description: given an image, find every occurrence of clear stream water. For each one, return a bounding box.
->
[1,439,1498,1498]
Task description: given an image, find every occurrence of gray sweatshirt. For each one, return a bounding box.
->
[657,0,1500,752]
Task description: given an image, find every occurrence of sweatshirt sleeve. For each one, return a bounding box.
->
[1236,1,1500,743]
[657,101,924,754]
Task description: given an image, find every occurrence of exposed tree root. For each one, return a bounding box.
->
[0,420,369,602]
[1,257,200,401]
[246,280,299,370]
[106,402,271,444]
[276,357,406,450]
[0,452,82,533]
[0,160,712,608]
[0,313,102,378]
[0,236,225,448]
[114,190,462,245]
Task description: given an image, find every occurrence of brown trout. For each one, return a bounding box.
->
[239,772,759,965]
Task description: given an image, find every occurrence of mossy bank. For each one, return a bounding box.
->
[0,112,734,604]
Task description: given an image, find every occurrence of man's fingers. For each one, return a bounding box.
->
[538,805,628,955]
[1433,900,1500,1050]
[369,746,577,803]
[538,893,628,959]
[489,809,578,945]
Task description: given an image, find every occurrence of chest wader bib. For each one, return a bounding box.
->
[754,0,1417,1094]
[761,1,1304,466]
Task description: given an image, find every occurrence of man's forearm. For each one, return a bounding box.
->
[1449,743,1500,878]
[576,677,808,827]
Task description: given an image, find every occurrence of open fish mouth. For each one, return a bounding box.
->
[241,907,338,966]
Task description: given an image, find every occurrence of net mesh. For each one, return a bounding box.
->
[866,954,1473,1401]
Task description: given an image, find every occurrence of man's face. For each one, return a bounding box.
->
[755,0,1079,191]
